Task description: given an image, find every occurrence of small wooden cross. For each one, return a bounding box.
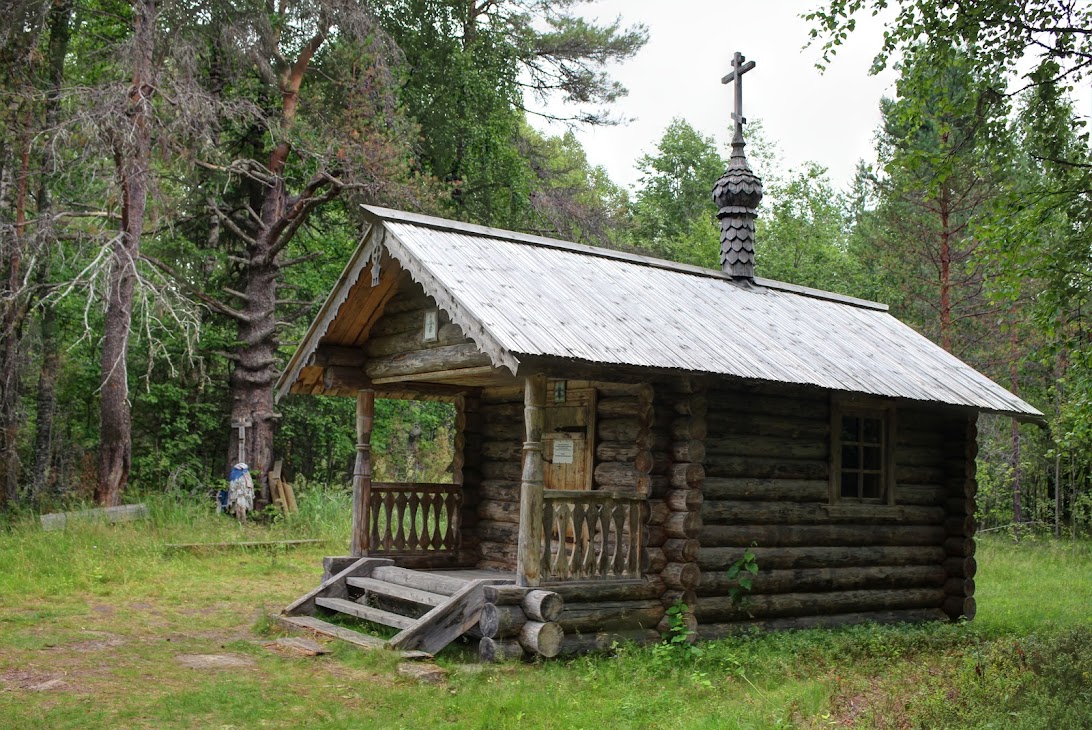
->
[231,417,252,464]
[721,51,756,143]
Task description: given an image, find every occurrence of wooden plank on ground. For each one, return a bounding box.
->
[40,503,149,531]
[282,479,298,513]
[275,615,432,660]
[164,539,325,553]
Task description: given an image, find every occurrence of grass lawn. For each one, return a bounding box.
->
[1,491,1089,729]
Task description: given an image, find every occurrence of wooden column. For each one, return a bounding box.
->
[350,389,375,557]
[516,374,547,587]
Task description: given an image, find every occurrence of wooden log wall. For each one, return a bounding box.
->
[941,413,977,621]
[696,384,961,633]
[473,381,654,571]
[454,393,483,565]
[365,284,470,357]
[475,385,525,570]
[656,379,704,633]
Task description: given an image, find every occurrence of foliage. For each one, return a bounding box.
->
[654,600,701,663]
[630,118,725,265]
[374,0,646,228]
[724,547,759,605]
[807,0,1092,108]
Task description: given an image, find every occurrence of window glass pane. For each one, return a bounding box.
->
[863,446,882,470]
[862,473,881,499]
[842,445,859,469]
[841,416,859,441]
[841,472,858,498]
[862,417,882,444]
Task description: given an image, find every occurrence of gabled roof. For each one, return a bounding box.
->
[277,205,1042,420]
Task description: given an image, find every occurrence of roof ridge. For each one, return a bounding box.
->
[361,205,888,312]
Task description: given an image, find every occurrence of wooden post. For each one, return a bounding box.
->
[516,374,547,587]
[350,390,375,557]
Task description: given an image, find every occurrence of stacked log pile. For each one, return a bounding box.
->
[477,586,565,661]
[696,386,951,633]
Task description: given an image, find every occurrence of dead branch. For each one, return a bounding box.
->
[138,253,251,323]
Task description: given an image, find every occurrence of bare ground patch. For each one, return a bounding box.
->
[1,667,74,693]
[175,653,256,670]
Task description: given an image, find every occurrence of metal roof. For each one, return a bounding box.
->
[278,205,1042,420]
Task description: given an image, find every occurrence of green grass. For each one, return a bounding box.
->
[0,494,1090,729]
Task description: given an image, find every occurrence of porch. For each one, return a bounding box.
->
[279,372,664,660]
[346,375,648,587]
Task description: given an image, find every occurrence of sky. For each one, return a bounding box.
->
[532,1,901,192]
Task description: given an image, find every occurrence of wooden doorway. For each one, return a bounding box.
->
[543,385,596,491]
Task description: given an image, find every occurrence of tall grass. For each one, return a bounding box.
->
[0,482,351,609]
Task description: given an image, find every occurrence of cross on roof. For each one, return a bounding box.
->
[721,51,756,146]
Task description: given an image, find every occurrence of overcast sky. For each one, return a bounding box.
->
[533,1,901,192]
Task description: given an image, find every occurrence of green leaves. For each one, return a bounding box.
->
[725,549,759,606]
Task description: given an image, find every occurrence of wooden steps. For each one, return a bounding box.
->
[346,576,447,607]
[314,597,417,630]
[282,560,514,656]
[369,566,467,596]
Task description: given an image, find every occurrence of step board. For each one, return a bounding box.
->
[276,615,432,660]
[369,566,467,596]
[277,614,385,649]
[315,597,416,630]
[346,576,447,607]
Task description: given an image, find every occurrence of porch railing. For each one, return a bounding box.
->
[364,482,462,555]
[541,490,644,581]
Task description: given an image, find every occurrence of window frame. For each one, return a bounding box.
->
[830,397,896,505]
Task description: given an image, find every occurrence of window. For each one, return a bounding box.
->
[832,401,895,504]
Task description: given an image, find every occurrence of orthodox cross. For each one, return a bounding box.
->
[721,51,756,145]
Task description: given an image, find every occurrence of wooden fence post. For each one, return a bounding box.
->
[517,374,546,587]
[351,389,375,557]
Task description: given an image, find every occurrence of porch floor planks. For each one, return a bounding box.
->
[426,568,516,582]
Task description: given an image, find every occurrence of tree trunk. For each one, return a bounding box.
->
[938,179,952,353]
[97,0,155,506]
[31,304,59,506]
[0,104,32,507]
[225,26,328,503]
[30,0,73,508]
[1009,320,1022,541]
[227,223,280,502]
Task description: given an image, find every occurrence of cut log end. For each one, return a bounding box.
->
[522,590,563,623]
[479,637,526,663]
[519,621,564,658]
